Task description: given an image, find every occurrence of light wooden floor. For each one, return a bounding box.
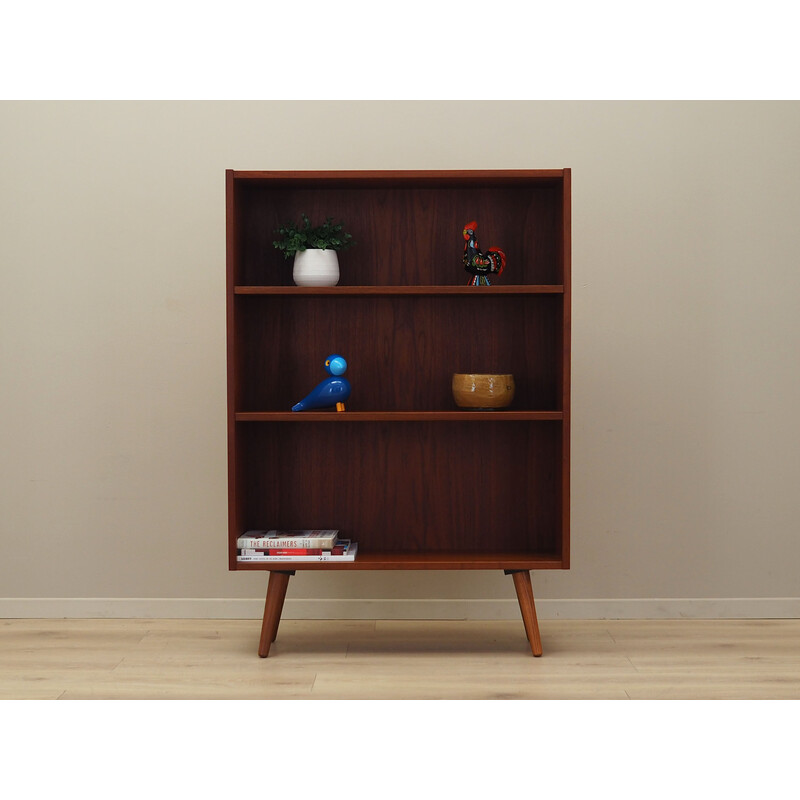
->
[1,617,799,699]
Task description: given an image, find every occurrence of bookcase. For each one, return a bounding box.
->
[226,169,571,657]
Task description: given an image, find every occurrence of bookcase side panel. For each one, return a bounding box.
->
[227,171,243,568]
[560,168,572,565]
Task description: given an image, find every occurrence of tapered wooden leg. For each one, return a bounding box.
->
[272,574,292,643]
[506,569,543,656]
[258,570,293,657]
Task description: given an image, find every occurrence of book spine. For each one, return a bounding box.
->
[240,548,323,556]
[237,530,339,549]
[236,556,355,564]
[236,537,335,549]
[237,552,355,563]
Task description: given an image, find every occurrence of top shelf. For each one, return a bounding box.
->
[234,284,564,296]
[229,170,570,287]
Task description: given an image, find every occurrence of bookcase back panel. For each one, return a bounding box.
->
[235,421,563,556]
[236,294,562,412]
[235,183,564,286]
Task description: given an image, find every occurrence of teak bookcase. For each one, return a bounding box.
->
[226,169,571,657]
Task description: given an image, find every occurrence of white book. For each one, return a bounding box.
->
[236,529,339,549]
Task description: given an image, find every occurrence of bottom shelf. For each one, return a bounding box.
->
[233,420,564,564]
[234,552,565,571]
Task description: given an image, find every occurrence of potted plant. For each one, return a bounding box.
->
[273,213,355,286]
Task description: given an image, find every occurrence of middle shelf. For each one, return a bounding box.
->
[233,291,565,412]
[235,411,564,422]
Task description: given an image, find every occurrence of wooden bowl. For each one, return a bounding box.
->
[452,373,515,409]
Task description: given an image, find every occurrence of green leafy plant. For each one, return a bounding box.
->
[273,213,355,259]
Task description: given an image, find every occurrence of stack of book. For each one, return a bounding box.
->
[236,529,358,562]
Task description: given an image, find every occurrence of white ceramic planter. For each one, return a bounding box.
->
[292,248,340,287]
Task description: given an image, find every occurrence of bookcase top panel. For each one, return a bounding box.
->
[229,169,569,188]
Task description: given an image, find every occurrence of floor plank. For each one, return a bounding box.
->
[1,618,798,700]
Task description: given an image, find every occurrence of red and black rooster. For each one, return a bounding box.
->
[463,221,506,286]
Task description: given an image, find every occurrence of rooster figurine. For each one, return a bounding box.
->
[462,221,506,286]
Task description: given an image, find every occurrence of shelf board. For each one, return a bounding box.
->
[235,411,564,422]
[234,284,564,296]
[234,552,565,571]
[230,169,567,186]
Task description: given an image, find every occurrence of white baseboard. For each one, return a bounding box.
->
[1,597,799,619]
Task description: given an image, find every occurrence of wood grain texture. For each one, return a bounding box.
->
[237,294,561,412]
[235,411,564,422]
[560,169,572,567]
[3,619,799,700]
[235,180,563,286]
[226,170,571,582]
[235,554,565,571]
[235,421,561,556]
[234,285,565,295]
[226,170,241,570]
[258,571,292,657]
[230,169,566,183]
[510,570,543,656]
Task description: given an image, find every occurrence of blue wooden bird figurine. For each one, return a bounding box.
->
[292,354,351,412]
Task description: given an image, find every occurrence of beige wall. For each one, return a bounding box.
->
[2,101,799,617]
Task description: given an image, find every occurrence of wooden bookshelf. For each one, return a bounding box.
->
[226,169,571,656]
